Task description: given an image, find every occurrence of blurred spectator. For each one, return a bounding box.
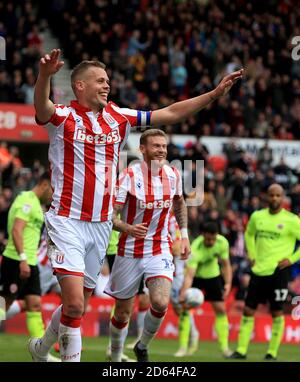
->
[273,157,292,190]
[1,0,300,137]
[20,67,36,104]
[257,141,273,173]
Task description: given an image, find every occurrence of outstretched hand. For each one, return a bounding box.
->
[39,49,64,77]
[212,69,244,99]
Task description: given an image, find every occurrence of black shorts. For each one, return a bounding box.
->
[0,256,41,300]
[106,254,145,295]
[245,267,290,311]
[192,275,224,301]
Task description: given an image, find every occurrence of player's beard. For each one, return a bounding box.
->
[269,201,281,212]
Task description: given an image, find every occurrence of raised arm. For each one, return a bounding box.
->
[150,69,243,126]
[35,49,64,124]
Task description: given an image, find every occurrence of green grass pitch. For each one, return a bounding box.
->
[0,333,299,362]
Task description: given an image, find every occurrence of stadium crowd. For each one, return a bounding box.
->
[0,0,300,305]
[1,0,300,138]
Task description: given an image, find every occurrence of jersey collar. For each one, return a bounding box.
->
[70,100,104,115]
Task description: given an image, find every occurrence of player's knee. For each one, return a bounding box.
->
[151,299,168,313]
[114,307,131,323]
[63,301,84,317]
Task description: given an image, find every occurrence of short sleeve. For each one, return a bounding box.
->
[14,198,33,222]
[35,104,70,127]
[219,238,230,260]
[172,167,183,199]
[115,170,131,205]
[110,103,151,130]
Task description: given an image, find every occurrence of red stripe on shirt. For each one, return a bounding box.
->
[100,119,115,221]
[153,167,171,255]
[58,114,76,217]
[118,193,137,257]
[80,116,96,221]
[108,102,136,132]
[133,163,154,258]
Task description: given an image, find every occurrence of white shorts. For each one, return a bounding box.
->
[104,254,174,299]
[45,211,112,290]
[38,263,60,295]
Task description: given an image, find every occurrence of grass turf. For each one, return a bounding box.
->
[0,333,299,362]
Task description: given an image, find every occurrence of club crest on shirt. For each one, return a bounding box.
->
[103,112,118,128]
[55,252,65,264]
[22,204,32,214]
[136,181,142,189]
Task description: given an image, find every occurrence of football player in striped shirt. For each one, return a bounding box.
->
[29,48,243,362]
[105,129,191,361]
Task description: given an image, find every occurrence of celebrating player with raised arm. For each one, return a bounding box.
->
[29,48,243,362]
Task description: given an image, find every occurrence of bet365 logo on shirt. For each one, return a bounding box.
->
[291,296,300,320]
[140,199,171,209]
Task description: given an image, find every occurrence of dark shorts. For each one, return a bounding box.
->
[0,256,41,300]
[192,275,224,301]
[106,254,145,295]
[245,267,290,311]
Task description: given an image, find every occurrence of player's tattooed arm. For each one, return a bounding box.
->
[112,204,148,238]
[112,203,127,232]
[173,196,191,260]
[173,196,188,229]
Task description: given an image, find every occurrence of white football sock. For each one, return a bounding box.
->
[36,305,62,356]
[110,317,128,362]
[139,307,166,349]
[59,323,81,362]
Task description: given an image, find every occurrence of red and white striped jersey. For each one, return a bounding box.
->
[115,161,183,258]
[37,100,151,222]
[37,228,48,266]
